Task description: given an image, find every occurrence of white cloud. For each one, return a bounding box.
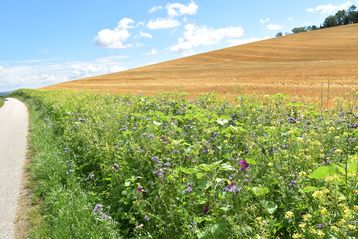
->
[260,17,270,24]
[147,18,181,29]
[139,31,153,39]
[0,65,3,71]
[95,55,129,63]
[144,49,158,56]
[148,5,163,13]
[227,37,269,47]
[307,1,352,14]
[170,23,244,53]
[94,17,135,49]
[0,57,127,91]
[288,16,294,21]
[266,24,284,31]
[166,0,199,17]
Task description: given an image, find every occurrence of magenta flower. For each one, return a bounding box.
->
[202,205,209,215]
[137,186,143,193]
[239,159,250,171]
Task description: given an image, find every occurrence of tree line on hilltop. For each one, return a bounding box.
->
[276,5,358,37]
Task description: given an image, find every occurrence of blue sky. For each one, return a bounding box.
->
[0,0,356,91]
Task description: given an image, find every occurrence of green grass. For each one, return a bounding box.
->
[16,89,357,238]
[21,96,120,239]
[0,97,4,108]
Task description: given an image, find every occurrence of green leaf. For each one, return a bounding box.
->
[179,167,197,175]
[197,221,230,239]
[347,160,357,174]
[302,186,318,192]
[216,118,229,126]
[197,178,212,190]
[153,120,162,126]
[308,166,337,179]
[263,201,277,214]
[220,163,236,171]
[246,158,257,165]
[252,187,270,197]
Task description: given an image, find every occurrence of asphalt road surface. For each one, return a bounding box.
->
[0,98,28,239]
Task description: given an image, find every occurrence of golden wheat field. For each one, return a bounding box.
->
[45,24,358,101]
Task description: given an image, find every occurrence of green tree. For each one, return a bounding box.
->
[276,32,283,37]
[323,15,337,28]
[347,5,358,23]
[292,27,307,33]
[335,10,348,25]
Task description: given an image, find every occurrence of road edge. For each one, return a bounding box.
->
[13,99,31,239]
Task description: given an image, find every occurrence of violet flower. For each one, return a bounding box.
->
[239,159,250,171]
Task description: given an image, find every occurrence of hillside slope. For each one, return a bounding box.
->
[46,24,358,100]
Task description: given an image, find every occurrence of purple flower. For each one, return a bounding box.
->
[290,179,297,187]
[100,212,111,220]
[93,203,103,213]
[202,205,209,215]
[113,163,120,172]
[224,182,241,193]
[164,162,171,167]
[239,159,250,171]
[184,185,193,193]
[137,186,143,193]
[154,168,166,177]
[202,148,209,155]
[316,224,324,229]
[288,117,297,124]
[151,156,160,163]
[348,123,358,128]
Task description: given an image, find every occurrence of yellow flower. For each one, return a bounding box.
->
[299,171,306,177]
[312,190,326,201]
[316,230,324,237]
[303,213,312,222]
[299,223,306,229]
[334,149,343,154]
[348,224,356,230]
[338,195,346,201]
[309,226,317,234]
[296,137,304,143]
[338,219,346,226]
[285,211,294,219]
[292,233,302,239]
[331,225,338,232]
[343,207,352,219]
[320,207,328,216]
[313,140,321,146]
[325,175,340,184]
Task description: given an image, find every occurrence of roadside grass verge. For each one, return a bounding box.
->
[15,89,357,238]
[0,97,4,108]
[19,96,120,239]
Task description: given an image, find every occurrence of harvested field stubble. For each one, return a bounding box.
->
[46,24,358,101]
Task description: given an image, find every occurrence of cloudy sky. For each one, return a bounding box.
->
[0,0,357,91]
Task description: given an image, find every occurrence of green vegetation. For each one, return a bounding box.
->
[16,89,357,238]
[276,5,358,37]
[0,98,4,108]
[21,94,119,239]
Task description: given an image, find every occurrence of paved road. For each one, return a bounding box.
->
[0,98,28,239]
